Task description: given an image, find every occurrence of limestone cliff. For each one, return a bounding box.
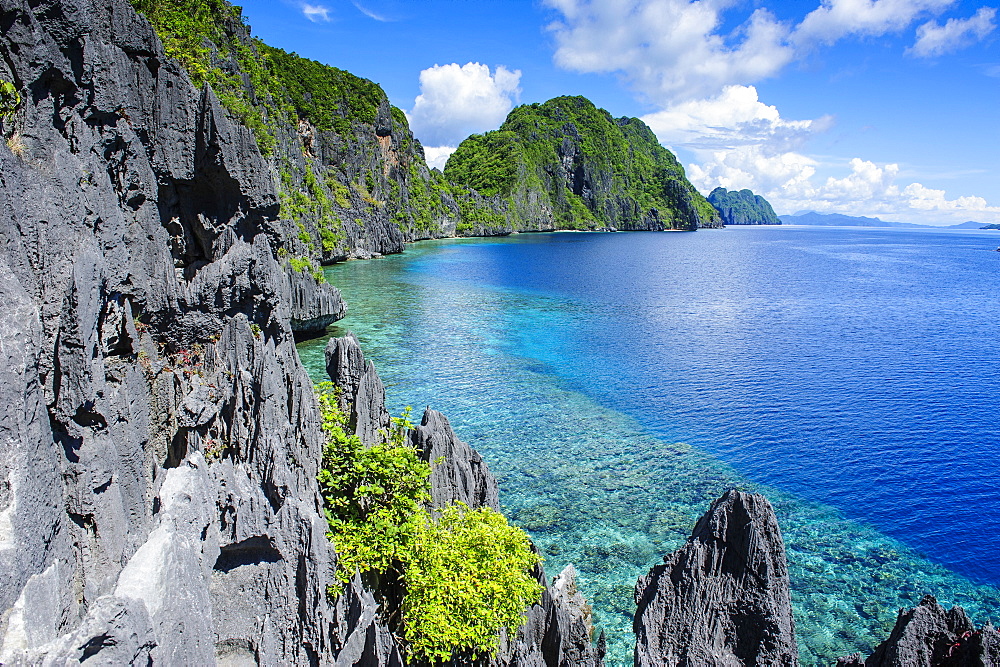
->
[0,0,383,661]
[633,490,798,666]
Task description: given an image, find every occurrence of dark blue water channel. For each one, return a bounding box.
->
[298,226,1000,665]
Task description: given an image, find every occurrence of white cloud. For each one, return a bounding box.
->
[422,146,457,171]
[545,0,795,104]
[407,63,521,147]
[642,85,833,152]
[351,1,391,22]
[301,3,331,22]
[542,0,999,225]
[907,6,997,56]
[688,145,820,197]
[793,0,955,46]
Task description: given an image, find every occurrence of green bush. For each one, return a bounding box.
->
[401,503,542,662]
[314,383,542,661]
[0,80,21,121]
[316,384,430,578]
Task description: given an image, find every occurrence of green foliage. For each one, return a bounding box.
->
[0,80,21,121]
[444,132,518,198]
[288,255,325,282]
[260,44,383,134]
[315,384,542,661]
[401,504,543,662]
[445,95,718,231]
[316,383,431,580]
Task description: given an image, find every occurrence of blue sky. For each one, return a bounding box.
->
[235,0,999,225]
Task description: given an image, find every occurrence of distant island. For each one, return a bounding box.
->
[707,187,780,225]
[779,211,985,229]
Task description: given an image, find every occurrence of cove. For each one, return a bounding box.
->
[297,226,1000,665]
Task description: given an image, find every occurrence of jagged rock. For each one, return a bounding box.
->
[836,595,1000,667]
[331,573,405,667]
[496,563,605,667]
[325,337,604,666]
[324,333,392,446]
[633,489,797,667]
[410,408,501,512]
[289,267,347,334]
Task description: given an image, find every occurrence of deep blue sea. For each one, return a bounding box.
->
[298,226,1000,665]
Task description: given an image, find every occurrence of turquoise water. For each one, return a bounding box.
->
[298,227,1000,665]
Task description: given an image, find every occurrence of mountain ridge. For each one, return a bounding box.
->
[780,211,985,229]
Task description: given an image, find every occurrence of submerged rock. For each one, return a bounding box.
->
[633,489,797,667]
[836,595,1000,667]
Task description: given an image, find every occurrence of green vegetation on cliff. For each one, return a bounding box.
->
[131,0,457,262]
[445,96,721,231]
[707,187,781,225]
[315,384,541,661]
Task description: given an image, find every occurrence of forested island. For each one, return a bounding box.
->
[707,187,781,225]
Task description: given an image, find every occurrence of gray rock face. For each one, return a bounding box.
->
[495,563,606,667]
[633,489,798,667]
[836,595,1000,667]
[0,0,362,663]
[332,573,405,667]
[410,408,501,512]
[324,332,392,446]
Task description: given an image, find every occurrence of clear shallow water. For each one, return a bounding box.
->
[299,226,1000,666]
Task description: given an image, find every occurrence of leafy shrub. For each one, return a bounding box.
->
[314,383,542,661]
[0,80,21,121]
[316,384,431,579]
[401,503,542,662]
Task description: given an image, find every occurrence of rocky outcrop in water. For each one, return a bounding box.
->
[633,489,797,667]
[410,408,501,512]
[836,595,1000,667]
[325,332,391,446]
[322,333,604,665]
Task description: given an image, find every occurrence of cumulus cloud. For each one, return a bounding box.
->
[907,6,997,56]
[544,0,795,104]
[422,146,457,171]
[687,145,820,197]
[642,85,833,152]
[792,0,955,46]
[301,3,331,22]
[407,63,521,147]
[545,0,978,103]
